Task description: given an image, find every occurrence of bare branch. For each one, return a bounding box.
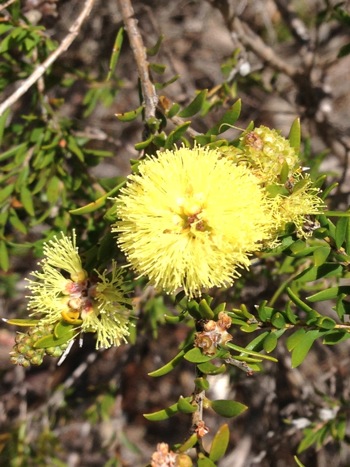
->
[117,0,158,121]
[0,0,17,13]
[0,0,96,117]
[231,15,301,79]
[274,0,311,45]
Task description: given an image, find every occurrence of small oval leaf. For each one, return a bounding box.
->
[209,424,230,462]
[211,400,248,418]
[143,402,179,421]
[178,90,208,118]
[148,348,187,377]
[177,396,197,414]
[115,105,144,122]
[184,347,215,363]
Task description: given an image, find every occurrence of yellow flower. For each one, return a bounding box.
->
[270,177,325,237]
[242,126,299,185]
[220,126,325,239]
[26,232,132,350]
[113,146,275,297]
[220,126,299,186]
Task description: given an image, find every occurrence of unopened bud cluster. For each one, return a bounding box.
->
[10,325,68,367]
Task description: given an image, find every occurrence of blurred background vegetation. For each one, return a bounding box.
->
[1,0,350,465]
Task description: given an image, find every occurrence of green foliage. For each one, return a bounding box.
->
[2,2,350,466]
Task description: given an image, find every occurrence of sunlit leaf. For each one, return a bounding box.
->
[177,396,197,414]
[178,90,208,118]
[148,348,188,377]
[106,27,124,81]
[288,118,301,152]
[209,424,230,462]
[206,100,241,136]
[211,400,248,418]
[291,330,321,368]
[143,402,179,421]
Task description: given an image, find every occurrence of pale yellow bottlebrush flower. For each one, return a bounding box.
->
[270,177,325,238]
[242,125,300,185]
[26,232,132,350]
[113,146,275,297]
[221,126,299,186]
[80,264,132,349]
[41,230,87,282]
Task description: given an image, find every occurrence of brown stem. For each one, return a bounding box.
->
[117,0,158,122]
[0,0,96,117]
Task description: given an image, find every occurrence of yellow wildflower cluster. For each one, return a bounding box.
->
[113,129,324,297]
[26,231,131,352]
[113,145,275,297]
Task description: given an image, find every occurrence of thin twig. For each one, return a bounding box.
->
[0,0,96,117]
[117,0,158,121]
[274,0,311,45]
[231,15,301,79]
[0,0,17,13]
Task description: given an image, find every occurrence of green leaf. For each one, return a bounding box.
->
[54,320,80,339]
[3,318,40,327]
[115,105,144,122]
[225,342,278,362]
[263,332,278,353]
[134,133,154,150]
[146,34,164,56]
[106,27,124,81]
[335,216,349,249]
[178,90,208,118]
[313,246,331,266]
[70,180,125,215]
[164,121,191,149]
[287,288,318,314]
[322,331,350,345]
[307,286,350,302]
[184,347,215,363]
[9,208,27,234]
[177,396,197,414]
[198,298,215,319]
[295,263,342,282]
[148,348,187,377]
[270,312,286,329]
[286,328,306,351]
[198,456,216,467]
[20,185,35,216]
[256,302,274,322]
[167,102,181,118]
[209,424,230,462]
[0,241,9,271]
[315,317,336,330]
[150,63,166,74]
[206,100,241,136]
[0,183,14,204]
[143,402,179,421]
[297,428,319,453]
[211,400,248,418]
[178,434,198,452]
[67,135,84,162]
[245,331,270,352]
[194,377,210,390]
[197,361,226,375]
[290,330,320,368]
[46,176,61,204]
[34,332,75,349]
[288,118,301,152]
[294,455,306,467]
